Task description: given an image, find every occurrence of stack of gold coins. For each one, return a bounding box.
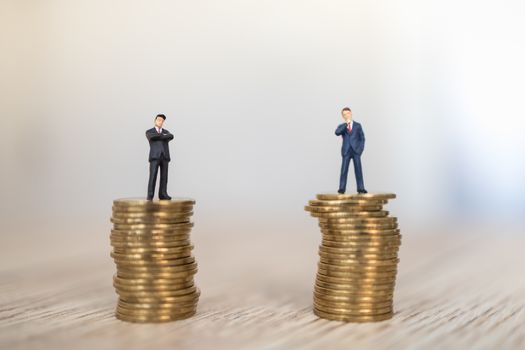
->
[305,193,401,322]
[110,198,200,323]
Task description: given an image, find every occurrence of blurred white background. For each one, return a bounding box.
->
[1,0,524,243]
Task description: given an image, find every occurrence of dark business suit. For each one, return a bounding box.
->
[335,121,365,193]
[146,127,174,198]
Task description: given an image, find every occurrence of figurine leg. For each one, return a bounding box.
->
[338,155,351,193]
[158,158,170,199]
[147,160,160,199]
[353,154,365,191]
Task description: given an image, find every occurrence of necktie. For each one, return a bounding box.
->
[347,123,352,133]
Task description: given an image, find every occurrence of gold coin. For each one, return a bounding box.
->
[112,209,194,218]
[117,301,197,312]
[305,205,383,213]
[314,299,393,309]
[317,266,397,278]
[319,245,397,257]
[318,252,399,262]
[319,240,400,250]
[110,239,192,247]
[120,288,200,300]
[318,260,398,270]
[115,266,197,278]
[114,264,197,279]
[319,237,401,247]
[310,211,389,218]
[112,254,194,265]
[115,286,198,298]
[111,216,192,225]
[115,271,196,280]
[112,244,193,254]
[110,234,192,243]
[321,239,400,249]
[320,228,400,235]
[114,270,197,283]
[111,252,194,262]
[116,261,197,270]
[117,291,199,304]
[316,193,396,201]
[115,310,197,323]
[317,268,397,279]
[321,245,399,255]
[118,294,199,304]
[313,292,393,303]
[318,255,399,265]
[112,253,195,262]
[118,299,198,310]
[313,308,393,322]
[314,297,392,309]
[315,285,394,297]
[318,217,397,224]
[313,302,393,315]
[319,222,398,230]
[116,286,198,298]
[113,204,194,211]
[321,233,401,242]
[308,199,387,206]
[114,281,195,292]
[110,239,192,248]
[112,222,194,230]
[116,304,196,316]
[115,263,198,272]
[113,198,196,207]
[319,235,401,244]
[111,227,193,233]
[316,273,396,285]
[319,247,400,257]
[315,280,394,292]
[116,256,194,267]
[112,204,194,213]
[114,278,195,289]
[115,272,196,283]
[112,245,193,254]
[115,261,197,271]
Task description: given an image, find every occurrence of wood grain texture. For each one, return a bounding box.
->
[1,224,524,350]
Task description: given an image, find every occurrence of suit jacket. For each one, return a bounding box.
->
[335,121,365,156]
[146,127,174,161]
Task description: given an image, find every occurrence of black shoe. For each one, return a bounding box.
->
[337,190,345,194]
[358,189,368,194]
[159,194,172,200]
[147,195,153,200]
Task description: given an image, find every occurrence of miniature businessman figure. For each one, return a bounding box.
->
[335,107,368,194]
[146,114,174,200]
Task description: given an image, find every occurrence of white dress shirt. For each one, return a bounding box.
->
[155,127,163,133]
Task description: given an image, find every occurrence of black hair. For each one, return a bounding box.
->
[155,114,166,120]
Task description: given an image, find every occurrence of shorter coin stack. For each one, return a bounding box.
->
[305,192,401,322]
[110,198,200,323]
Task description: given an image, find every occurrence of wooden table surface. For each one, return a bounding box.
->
[1,222,524,350]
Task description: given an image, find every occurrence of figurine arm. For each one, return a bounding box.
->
[161,130,174,141]
[335,123,347,136]
[357,125,365,153]
[146,130,163,141]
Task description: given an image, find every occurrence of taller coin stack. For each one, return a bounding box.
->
[305,193,401,322]
[110,198,200,323]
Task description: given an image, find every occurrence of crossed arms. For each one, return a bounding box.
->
[146,129,174,142]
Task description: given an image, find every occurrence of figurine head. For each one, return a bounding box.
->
[341,107,352,122]
[155,114,166,128]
